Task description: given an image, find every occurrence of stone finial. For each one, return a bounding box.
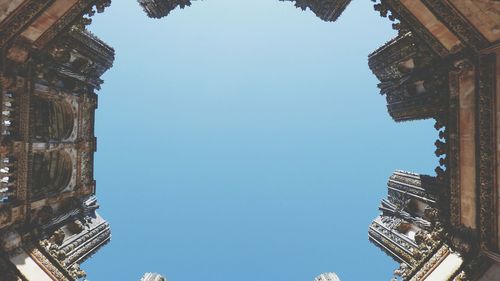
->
[141,272,167,281]
[314,272,340,281]
[138,0,193,19]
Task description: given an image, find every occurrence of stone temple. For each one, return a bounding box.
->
[0,0,499,280]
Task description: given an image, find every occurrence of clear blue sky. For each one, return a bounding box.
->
[85,1,438,280]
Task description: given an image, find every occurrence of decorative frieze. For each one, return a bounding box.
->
[476,54,496,250]
[372,0,452,57]
[0,1,54,48]
[419,0,488,52]
[32,0,111,49]
[25,243,74,281]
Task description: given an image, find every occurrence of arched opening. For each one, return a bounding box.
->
[32,96,74,141]
[31,150,72,199]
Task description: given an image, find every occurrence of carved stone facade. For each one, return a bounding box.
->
[368,32,447,122]
[0,0,113,280]
[369,171,461,280]
[1,0,499,280]
[368,1,500,280]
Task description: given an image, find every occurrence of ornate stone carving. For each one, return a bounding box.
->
[68,263,86,279]
[26,244,72,281]
[447,65,461,228]
[67,219,84,234]
[0,0,53,47]
[33,0,111,49]
[50,228,66,246]
[370,171,455,280]
[0,1,113,280]
[368,29,449,122]
[138,0,193,19]
[408,245,451,281]
[419,0,488,52]
[372,0,451,57]
[62,221,110,266]
[476,54,496,250]
[281,0,351,22]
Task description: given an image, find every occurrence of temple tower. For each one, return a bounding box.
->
[0,0,113,279]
